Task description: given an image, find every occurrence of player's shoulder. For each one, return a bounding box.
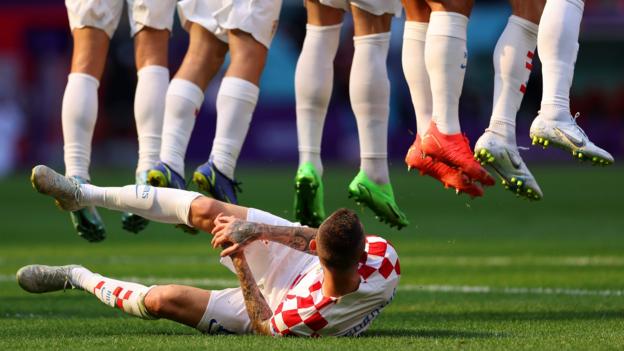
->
[359,235,400,283]
[364,234,399,259]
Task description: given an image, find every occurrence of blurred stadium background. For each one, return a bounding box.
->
[1,0,623,177]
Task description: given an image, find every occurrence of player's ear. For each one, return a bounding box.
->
[309,239,317,252]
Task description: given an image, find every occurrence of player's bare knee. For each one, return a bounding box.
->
[509,0,545,24]
[134,27,169,69]
[143,285,182,317]
[403,0,431,22]
[351,8,392,35]
[425,0,474,16]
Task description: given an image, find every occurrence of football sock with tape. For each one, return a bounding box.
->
[489,15,538,144]
[70,266,155,319]
[62,73,99,181]
[351,32,391,185]
[160,79,205,177]
[80,184,201,226]
[403,21,432,137]
[538,0,584,119]
[209,77,259,180]
[426,11,468,135]
[134,65,168,174]
[295,23,342,176]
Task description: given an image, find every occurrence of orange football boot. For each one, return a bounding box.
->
[405,135,484,198]
[420,122,495,186]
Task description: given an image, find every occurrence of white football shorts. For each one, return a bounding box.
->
[65,0,177,38]
[308,0,402,17]
[195,208,317,334]
[177,0,282,49]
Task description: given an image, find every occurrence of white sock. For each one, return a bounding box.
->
[489,15,538,143]
[80,184,201,226]
[538,0,584,119]
[209,77,259,180]
[402,21,432,137]
[350,32,391,185]
[425,11,469,135]
[160,79,205,177]
[134,66,169,174]
[70,266,155,319]
[295,23,342,175]
[62,73,99,180]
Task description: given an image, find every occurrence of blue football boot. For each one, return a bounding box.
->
[146,162,186,189]
[192,160,241,204]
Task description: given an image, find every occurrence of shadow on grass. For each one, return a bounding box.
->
[364,328,504,339]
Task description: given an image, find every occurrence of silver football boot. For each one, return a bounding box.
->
[475,130,543,200]
[31,165,83,211]
[530,111,614,165]
[16,264,81,293]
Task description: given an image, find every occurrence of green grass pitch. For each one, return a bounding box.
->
[1,165,623,350]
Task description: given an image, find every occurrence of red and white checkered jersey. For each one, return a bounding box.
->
[269,235,400,337]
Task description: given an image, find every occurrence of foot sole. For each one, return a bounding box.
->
[294,177,323,227]
[192,171,213,196]
[147,170,168,187]
[474,148,541,201]
[121,213,149,234]
[530,133,613,166]
[348,185,407,230]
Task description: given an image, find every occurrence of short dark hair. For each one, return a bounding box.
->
[316,208,365,271]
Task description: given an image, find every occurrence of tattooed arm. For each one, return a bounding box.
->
[211,214,318,257]
[229,251,273,335]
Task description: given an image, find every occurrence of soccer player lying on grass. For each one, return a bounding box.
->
[18,165,400,336]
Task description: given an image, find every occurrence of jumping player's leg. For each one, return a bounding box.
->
[193,0,282,204]
[529,0,613,165]
[151,23,229,189]
[474,0,544,200]
[62,0,124,242]
[122,28,172,233]
[296,0,344,176]
[63,28,109,183]
[402,0,431,138]
[192,30,266,204]
[419,0,495,187]
[401,0,484,198]
[133,29,170,177]
[294,0,344,227]
[347,5,408,229]
[130,0,177,177]
[422,0,472,135]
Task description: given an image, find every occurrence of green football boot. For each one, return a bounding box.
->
[348,171,409,229]
[294,162,325,227]
[68,176,106,242]
[121,171,150,234]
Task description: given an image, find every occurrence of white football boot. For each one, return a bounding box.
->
[31,165,83,211]
[475,130,543,200]
[16,264,81,293]
[530,110,614,165]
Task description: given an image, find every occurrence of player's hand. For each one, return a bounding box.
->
[212,213,260,257]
